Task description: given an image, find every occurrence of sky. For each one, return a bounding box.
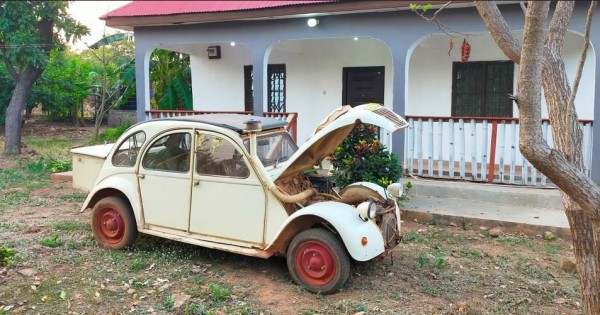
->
[67,1,131,52]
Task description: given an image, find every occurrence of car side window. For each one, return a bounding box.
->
[112,131,146,167]
[142,133,191,172]
[196,133,250,178]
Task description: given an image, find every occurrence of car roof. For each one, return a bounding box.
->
[142,114,288,133]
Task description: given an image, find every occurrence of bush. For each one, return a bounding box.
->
[97,122,131,143]
[0,245,16,266]
[330,124,401,188]
[23,156,71,173]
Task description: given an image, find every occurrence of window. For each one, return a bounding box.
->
[452,61,514,117]
[142,133,191,172]
[196,133,250,178]
[112,131,146,167]
[243,132,298,167]
[244,64,287,112]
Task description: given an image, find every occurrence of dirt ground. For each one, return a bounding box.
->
[0,122,583,314]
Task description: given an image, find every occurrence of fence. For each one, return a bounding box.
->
[404,116,593,186]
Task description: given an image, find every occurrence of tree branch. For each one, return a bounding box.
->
[2,55,19,80]
[474,1,522,64]
[567,1,596,112]
[545,1,574,55]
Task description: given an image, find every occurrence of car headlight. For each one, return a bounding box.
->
[386,182,403,199]
[357,201,377,221]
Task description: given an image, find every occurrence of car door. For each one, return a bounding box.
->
[138,130,192,231]
[189,130,266,245]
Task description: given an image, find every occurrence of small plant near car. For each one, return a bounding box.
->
[330,123,401,188]
[24,156,71,173]
[208,283,231,301]
[0,245,16,266]
[40,234,62,248]
[128,257,149,271]
[164,295,175,310]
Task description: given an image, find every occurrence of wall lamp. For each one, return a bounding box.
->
[307,18,319,27]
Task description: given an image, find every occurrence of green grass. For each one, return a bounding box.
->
[40,234,63,248]
[52,220,88,233]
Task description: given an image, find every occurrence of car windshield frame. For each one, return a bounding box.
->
[243,131,298,167]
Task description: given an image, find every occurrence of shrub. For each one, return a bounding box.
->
[330,124,401,188]
[97,122,131,143]
[0,245,16,266]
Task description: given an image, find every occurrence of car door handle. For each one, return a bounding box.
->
[137,174,145,179]
[193,180,200,186]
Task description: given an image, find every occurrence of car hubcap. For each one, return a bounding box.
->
[295,241,335,286]
[97,208,124,243]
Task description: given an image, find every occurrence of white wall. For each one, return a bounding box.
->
[190,44,251,111]
[269,38,393,144]
[406,31,596,120]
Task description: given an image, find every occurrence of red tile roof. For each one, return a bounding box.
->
[102,1,337,19]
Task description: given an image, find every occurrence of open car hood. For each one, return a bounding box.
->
[272,104,408,181]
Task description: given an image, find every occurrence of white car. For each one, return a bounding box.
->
[79,104,408,294]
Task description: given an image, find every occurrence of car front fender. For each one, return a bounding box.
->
[270,201,385,261]
[80,174,142,226]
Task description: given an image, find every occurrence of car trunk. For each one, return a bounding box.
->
[70,144,113,191]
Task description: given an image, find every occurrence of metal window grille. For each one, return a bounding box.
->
[244,65,253,111]
[452,61,514,117]
[243,64,286,112]
[268,64,286,112]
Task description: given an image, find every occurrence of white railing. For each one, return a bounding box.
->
[404,116,594,186]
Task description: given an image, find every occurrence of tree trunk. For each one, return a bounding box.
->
[564,199,600,313]
[4,67,43,155]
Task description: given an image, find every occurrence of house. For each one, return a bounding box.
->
[101,1,599,186]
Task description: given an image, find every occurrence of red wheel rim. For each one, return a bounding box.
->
[294,241,336,286]
[95,208,125,244]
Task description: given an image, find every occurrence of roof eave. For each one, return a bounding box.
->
[103,0,474,31]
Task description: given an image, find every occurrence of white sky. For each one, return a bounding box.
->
[67,1,131,52]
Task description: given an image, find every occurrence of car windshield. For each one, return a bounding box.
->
[243,132,298,167]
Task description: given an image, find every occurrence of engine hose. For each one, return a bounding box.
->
[269,186,315,204]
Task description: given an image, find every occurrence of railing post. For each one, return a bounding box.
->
[437,119,443,177]
[459,119,466,179]
[487,120,498,183]
[481,120,488,182]
[509,121,517,184]
[449,119,455,178]
[428,118,434,176]
[470,119,477,180]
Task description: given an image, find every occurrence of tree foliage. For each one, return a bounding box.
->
[150,49,192,110]
[0,1,88,154]
[82,36,135,138]
[32,49,95,122]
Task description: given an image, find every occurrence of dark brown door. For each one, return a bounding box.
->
[342,66,385,106]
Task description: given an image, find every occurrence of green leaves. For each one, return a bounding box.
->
[150,49,193,110]
[330,124,401,188]
[409,3,432,13]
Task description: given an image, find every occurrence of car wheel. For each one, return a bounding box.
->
[91,196,138,249]
[286,228,350,294]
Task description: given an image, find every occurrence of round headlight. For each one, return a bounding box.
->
[367,201,377,219]
[386,183,403,198]
[357,201,377,221]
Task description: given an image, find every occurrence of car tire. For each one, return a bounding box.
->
[91,196,138,249]
[286,228,350,294]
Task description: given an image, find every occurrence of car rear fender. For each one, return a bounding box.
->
[80,174,142,226]
[269,201,385,261]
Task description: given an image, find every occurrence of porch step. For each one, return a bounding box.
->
[401,178,570,238]
[406,177,562,209]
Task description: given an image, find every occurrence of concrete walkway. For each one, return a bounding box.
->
[401,178,571,238]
